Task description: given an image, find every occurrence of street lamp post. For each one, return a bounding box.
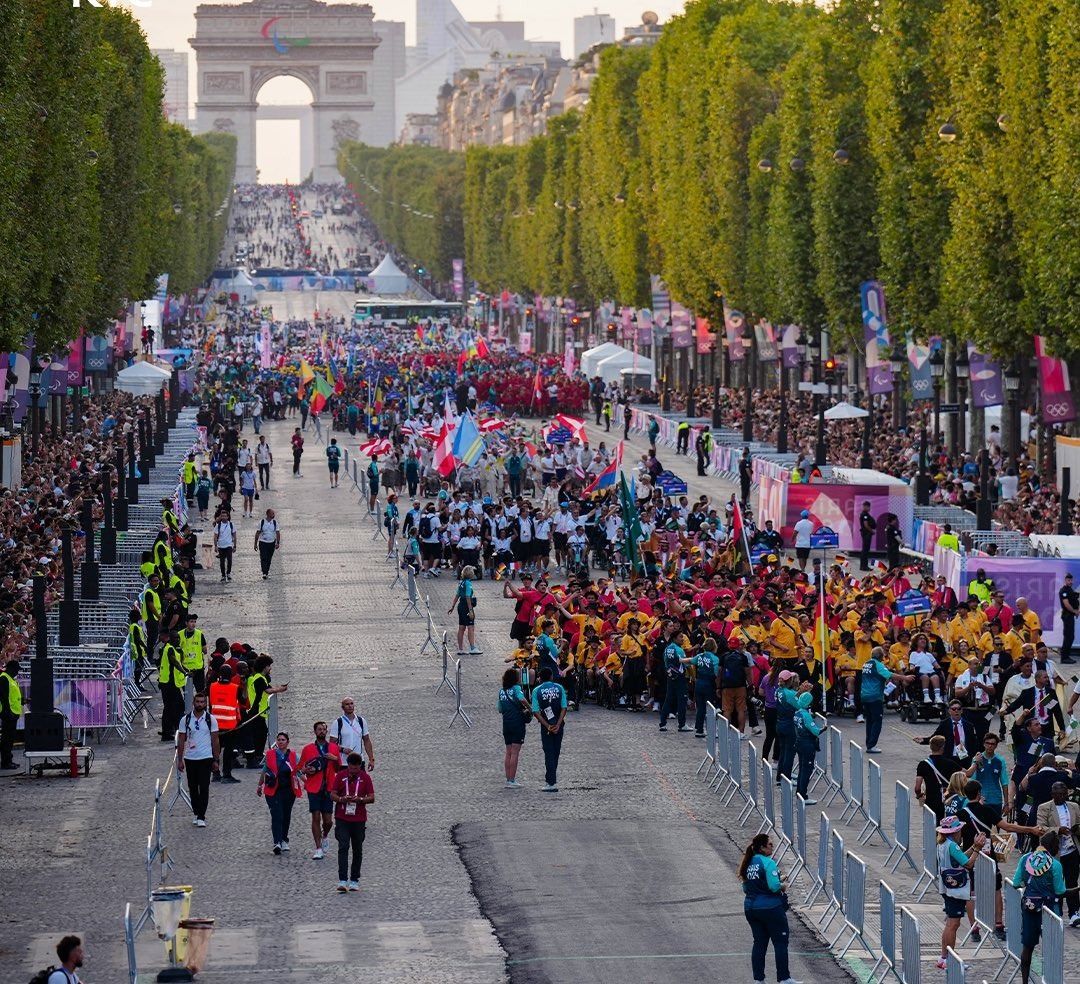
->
[916,414,931,505]
[816,362,835,467]
[661,335,672,412]
[860,399,873,470]
[954,344,969,461]
[930,347,945,447]
[976,448,992,529]
[1004,359,1021,465]
[742,327,754,443]
[711,344,722,429]
[889,339,906,433]
[27,361,44,459]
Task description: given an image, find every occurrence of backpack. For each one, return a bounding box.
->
[721,650,748,688]
[419,515,434,539]
[30,968,70,984]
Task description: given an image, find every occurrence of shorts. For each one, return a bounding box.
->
[510,619,531,644]
[796,547,811,561]
[941,895,967,919]
[503,726,526,746]
[368,480,379,494]
[421,541,441,561]
[553,532,568,552]
[457,603,475,627]
[532,539,550,558]
[328,462,339,473]
[308,791,333,814]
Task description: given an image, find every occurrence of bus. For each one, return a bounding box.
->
[353,298,462,325]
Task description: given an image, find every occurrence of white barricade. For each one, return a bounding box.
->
[434,633,457,697]
[710,713,731,791]
[823,726,849,807]
[841,740,870,825]
[697,702,717,778]
[401,565,423,617]
[418,608,439,655]
[1000,880,1023,984]
[900,906,922,984]
[830,851,872,959]
[945,948,965,984]
[794,793,809,888]
[962,851,1007,959]
[805,812,831,907]
[859,758,891,847]
[886,781,919,873]
[1041,906,1065,984]
[808,712,828,794]
[738,740,762,826]
[758,759,780,844]
[779,777,800,880]
[821,828,845,931]
[870,880,897,984]
[911,804,938,901]
[722,725,749,808]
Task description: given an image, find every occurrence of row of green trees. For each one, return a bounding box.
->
[0,2,236,351]
[337,143,465,282]
[342,0,1080,357]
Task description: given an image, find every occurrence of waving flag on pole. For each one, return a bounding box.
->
[583,442,623,495]
[453,411,485,467]
[309,375,333,414]
[476,336,490,359]
[298,358,315,398]
[532,366,544,406]
[730,498,754,574]
[618,471,643,573]
[555,414,587,441]
[433,421,456,476]
[327,358,346,394]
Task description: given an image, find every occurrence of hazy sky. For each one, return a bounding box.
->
[126,0,686,180]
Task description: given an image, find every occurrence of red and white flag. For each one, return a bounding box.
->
[433,421,456,476]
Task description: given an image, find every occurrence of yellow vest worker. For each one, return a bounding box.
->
[1,665,24,717]
[158,644,186,688]
[246,672,270,719]
[140,585,160,624]
[178,626,206,672]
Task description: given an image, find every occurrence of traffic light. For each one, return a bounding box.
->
[824,357,837,373]
[606,322,617,342]
[570,316,581,327]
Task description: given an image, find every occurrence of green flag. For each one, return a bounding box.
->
[618,471,643,574]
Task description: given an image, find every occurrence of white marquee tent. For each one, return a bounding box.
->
[116,360,170,396]
[369,254,411,293]
[595,349,655,385]
[580,342,629,378]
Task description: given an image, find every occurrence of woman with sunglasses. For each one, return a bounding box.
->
[738,832,802,984]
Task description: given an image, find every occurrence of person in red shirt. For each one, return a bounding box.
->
[298,721,340,860]
[330,752,374,892]
[505,574,542,643]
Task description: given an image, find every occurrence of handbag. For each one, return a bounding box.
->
[254,491,260,500]
[941,867,969,890]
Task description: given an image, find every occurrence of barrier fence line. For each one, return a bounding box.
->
[823,727,848,807]
[870,880,897,984]
[434,632,457,697]
[886,781,918,874]
[759,760,783,857]
[831,851,872,959]
[721,725,748,808]
[448,660,473,729]
[738,740,762,827]
[794,793,809,890]
[389,549,403,588]
[124,902,138,984]
[840,740,870,826]
[804,812,830,907]
[900,905,922,984]
[710,713,732,793]
[808,712,828,795]
[696,703,717,778]
[911,804,938,901]
[419,608,439,655]
[999,880,1023,983]
[859,758,891,848]
[1041,907,1065,984]
[963,851,1007,959]
[821,828,845,931]
[401,565,423,617]
[945,947,966,984]
[780,777,802,882]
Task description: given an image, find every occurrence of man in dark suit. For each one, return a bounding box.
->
[1002,669,1066,746]
[914,700,976,768]
[858,501,876,571]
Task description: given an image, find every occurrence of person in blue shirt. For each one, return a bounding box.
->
[383,493,400,556]
[774,673,803,784]
[498,668,531,788]
[450,566,480,656]
[935,815,986,969]
[366,455,380,512]
[658,621,690,733]
[534,619,561,680]
[860,646,914,753]
[691,640,720,737]
[965,733,1010,811]
[1012,831,1066,984]
[326,437,342,489]
[738,832,801,984]
[792,691,822,802]
[531,667,567,792]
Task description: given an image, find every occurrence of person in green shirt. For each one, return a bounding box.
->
[0,659,24,770]
[690,641,720,737]
[1012,832,1067,984]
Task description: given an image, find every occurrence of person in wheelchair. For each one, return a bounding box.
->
[575,626,602,703]
[566,525,589,579]
[834,634,860,714]
[908,631,946,705]
[600,641,624,709]
[505,635,537,691]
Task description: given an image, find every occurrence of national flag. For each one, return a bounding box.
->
[328,357,346,394]
[309,375,333,414]
[359,437,392,457]
[555,414,587,441]
[453,411,485,467]
[583,442,623,495]
[730,499,754,574]
[298,358,315,397]
[532,366,544,405]
[476,336,490,359]
[433,421,456,476]
[618,470,643,574]
[456,349,469,374]
[443,394,456,427]
[479,417,507,432]
[416,324,424,342]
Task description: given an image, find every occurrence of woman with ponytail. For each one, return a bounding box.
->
[739,833,801,984]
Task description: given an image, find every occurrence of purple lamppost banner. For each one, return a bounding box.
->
[967,344,1003,408]
[724,303,746,362]
[781,324,802,370]
[451,258,464,300]
[860,280,893,394]
[636,308,654,347]
[6,337,33,423]
[671,304,693,348]
[907,337,933,402]
[47,356,68,396]
[755,320,778,361]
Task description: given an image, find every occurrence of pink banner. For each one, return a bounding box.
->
[724,303,746,361]
[1035,334,1076,424]
[780,482,915,552]
[67,333,84,388]
[696,317,713,355]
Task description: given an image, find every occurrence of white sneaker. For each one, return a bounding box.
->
[192,816,200,826]
[312,848,325,860]
[779,979,804,984]
[469,646,483,655]
[543,783,558,792]
[803,798,817,806]
[281,840,290,852]
[336,880,348,893]
[1070,912,1080,928]
[505,779,519,788]
[856,714,865,723]
[866,747,882,754]
[347,880,359,892]
[322,835,330,851]
[194,818,207,828]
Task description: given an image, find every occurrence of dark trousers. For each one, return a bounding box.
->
[292,450,303,474]
[697,451,707,476]
[694,684,714,733]
[1062,614,1076,661]
[776,731,796,782]
[160,682,183,739]
[740,478,751,504]
[1,711,17,767]
[245,715,268,762]
[218,547,233,577]
[676,431,689,454]
[796,738,817,799]
[860,533,872,570]
[186,757,213,820]
[407,475,418,497]
[659,676,687,728]
[540,726,564,785]
[219,730,237,777]
[336,820,366,881]
[745,905,790,982]
[508,475,522,498]
[863,699,885,750]
[1062,850,1080,918]
[762,707,778,761]
[267,788,295,844]
[258,463,270,489]
[258,541,276,575]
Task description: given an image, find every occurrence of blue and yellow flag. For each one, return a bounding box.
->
[453,411,485,467]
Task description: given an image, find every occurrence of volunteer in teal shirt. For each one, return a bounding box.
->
[531,667,567,792]
[738,832,795,984]
[792,691,822,801]
[498,667,530,788]
[968,733,1009,810]
[1013,832,1066,984]
[691,641,720,737]
[860,647,913,753]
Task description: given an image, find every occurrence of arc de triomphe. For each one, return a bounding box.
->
[191,0,380,183]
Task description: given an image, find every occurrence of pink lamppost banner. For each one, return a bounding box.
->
[1035,334,1076,425]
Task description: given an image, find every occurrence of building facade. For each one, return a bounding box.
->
[573,12,615,59]
[153,49,191,124]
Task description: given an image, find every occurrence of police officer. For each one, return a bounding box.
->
[178,613,208,692]
[858,501,876,571]
[739,448,752,506]
[885,515,903,570]
[531,667,567,792]
[695,428,713,476]
[1059,572,1078,664]
[0,659,23,770]
[676,419,690,455]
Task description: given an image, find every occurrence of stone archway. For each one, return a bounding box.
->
[191,0,380,183]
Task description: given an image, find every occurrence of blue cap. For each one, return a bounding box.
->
[801,509,809,518]
[483,496,492,505]
[560,501,569,507]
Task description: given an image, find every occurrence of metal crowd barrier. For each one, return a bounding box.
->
[859,758,890,847]
[434,633,456,697]
[899,906,922,984]
[911,804,938,901]
[722,725,749,809]
[697,703,717,779]
[830,851,872,959]
[710,713,731,792]
[870,880,897,984]
[448,660,472,729]
[823,727,848,807]
[780,778,802,882]
[945,947,966,984]
[1041,907,1065,984]
[739,740,762,826]
[1000,881,1023,983]
[821,828,845,931]
[840,740,870,826]
[885,781,918,873]
[401,565,423,617]
[805,812,831,907]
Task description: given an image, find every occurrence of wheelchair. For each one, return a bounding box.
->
[897,674,948,724]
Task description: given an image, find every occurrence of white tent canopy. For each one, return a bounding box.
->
[595,350,655,385]
[823,401,869,421]
[580,342,629,378]
[369,254,410,293]
[213,268,256,303]
[116,360,170,396]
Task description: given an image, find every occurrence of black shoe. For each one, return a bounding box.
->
[212,773,221,782]
[1062,656,1076,664]
[222,776,241,784]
